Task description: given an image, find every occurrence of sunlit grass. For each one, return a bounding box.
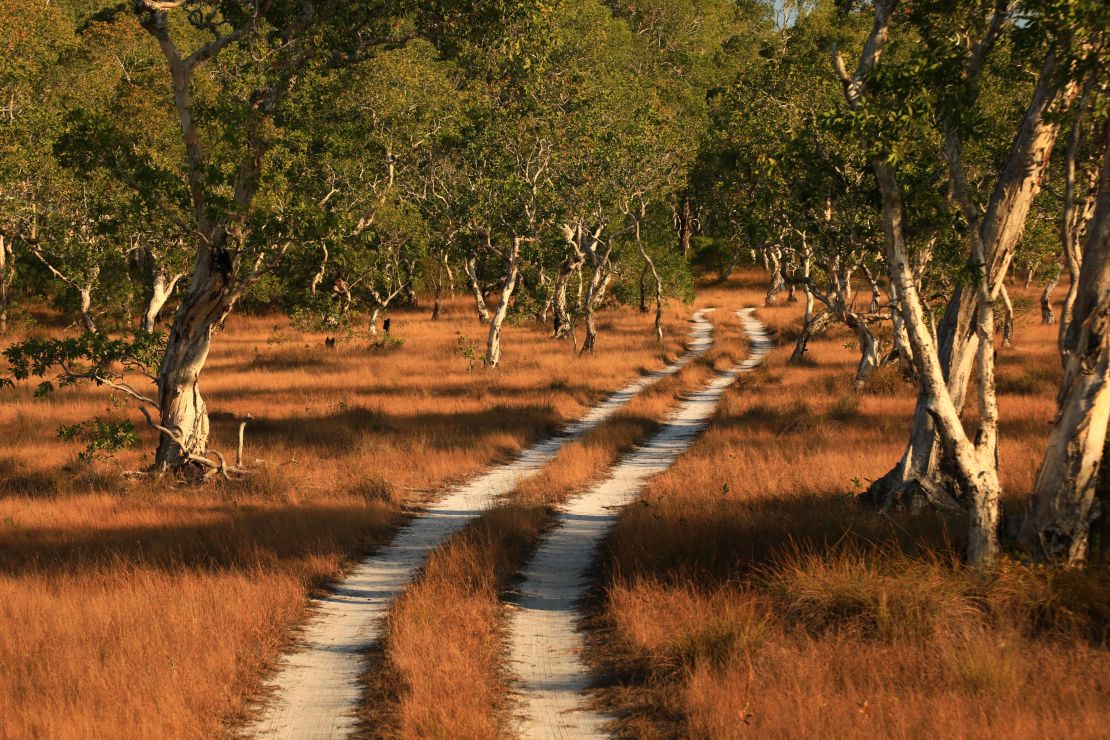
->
[0,296,687,738]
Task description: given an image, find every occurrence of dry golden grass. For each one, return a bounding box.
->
[0,296,689,738]
[360,309,752,738]
[585,272,1110,739]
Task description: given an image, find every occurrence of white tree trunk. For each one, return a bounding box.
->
[1022,126,1110,564]
[155,249,237,469]
[78,268,98,333]
[867,44,1076,510]
[765,247,784,306]
[999,282,1015,348]
[581,236,614,354]
[837,4,1005,563]
[789,256,817,364]
[0,235,12,335]
[851,318,882,389]
[553,224,586,338]
[485,238,520,368]
[142,263,182,333]
[465,256,490,325]
[1042,268,1060,325]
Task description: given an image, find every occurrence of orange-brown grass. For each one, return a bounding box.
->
[0,296,690,738]
[585,272,1110,739]
[361,311,752,738]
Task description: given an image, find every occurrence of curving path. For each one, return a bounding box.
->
[506,308,771,739]
[246,309,718,739]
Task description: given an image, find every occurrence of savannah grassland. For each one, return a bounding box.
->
[1,273,1109,739]
[0,296,688,738]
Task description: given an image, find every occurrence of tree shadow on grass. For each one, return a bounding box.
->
[0,502,404,578]
[207,403,565,459]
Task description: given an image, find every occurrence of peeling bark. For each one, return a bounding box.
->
[155,246,237,469]
[1042,269,1060,325]
[485,237,520,368]
[999,282,1014,348]
[837,0,1005,563]
[1022,120,1110,565]
[580,229,614,355]
[142,260,184,333]
[553,224,587,339]
[866,43,1077,511]
[765,246,785,306]
[465,256,490,324]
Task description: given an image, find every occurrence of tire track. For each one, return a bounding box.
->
[246,309,718,739]
[506,309,771,739]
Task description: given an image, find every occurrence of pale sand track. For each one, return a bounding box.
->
[246,309,718,739]
[506,309,771,739]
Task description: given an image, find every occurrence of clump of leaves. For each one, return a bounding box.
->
[454,331,479,371]
[3,331,164,398]
[58,417,137,465]
[369,334,405,352]
[290,294,356,341]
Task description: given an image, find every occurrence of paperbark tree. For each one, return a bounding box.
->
[554,223,589,339]
[837,0,1007,564]
[464,255,491,324]
[484,235,521,367]
[0,235,12,334]
[864,2,1081,511]
[129,0,438,468]
[1021,115,1110,565]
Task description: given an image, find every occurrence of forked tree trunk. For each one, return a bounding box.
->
[786,250,798,303]
[838,0,1004,563]
[78,269,98,333]
[789,256,817,364]
[581,237,614,355]
[444,252,456,294]
[999,283,1015,348]
[851,317,882,389]
[765,248,785,306]
[888,280,915,374]
[790,309,832,364]
[155,249,237,469]
[581,268,613,354]
[553,224,586,338]
[485,238,520,368]
[465,256,490,325]
[1042,269,1060,324]
[142,263,183,333]
[1022,126,1110,565]
[866,45,1076,510]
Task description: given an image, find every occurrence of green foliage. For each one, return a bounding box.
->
[3,330,164,394]
[454,330,480,371]
[57,417,137,465]
[369,333,406,352]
